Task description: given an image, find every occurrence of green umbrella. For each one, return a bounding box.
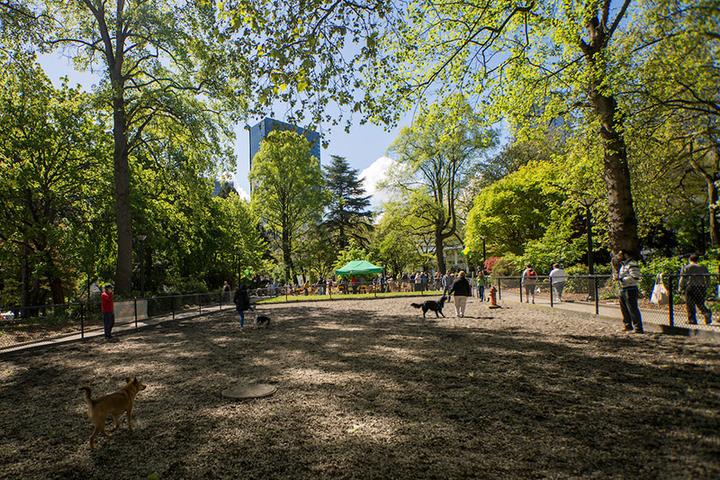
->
[335,260,384,276]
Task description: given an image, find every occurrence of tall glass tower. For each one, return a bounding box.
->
[247,118,321,179]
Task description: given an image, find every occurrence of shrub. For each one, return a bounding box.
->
[490,255,521,276]
[483,256,501,273]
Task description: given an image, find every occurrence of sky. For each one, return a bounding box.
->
[37,52,406,209]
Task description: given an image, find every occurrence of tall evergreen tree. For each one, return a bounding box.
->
[323,155,373,250]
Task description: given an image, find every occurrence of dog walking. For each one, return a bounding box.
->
[449,271,471,318]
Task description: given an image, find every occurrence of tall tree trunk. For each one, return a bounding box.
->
[282,225,294,282]
[710,145,720,248]
[589,90,640,255]
[45,254,65,305]
[111,83,133,294]
[705,176,719,249]
[689,143,720,248]
[435,227,446,274]
[582,16,640,256]
[20,240,30,318]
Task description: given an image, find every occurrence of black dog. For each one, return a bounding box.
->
[255,315,271,327]
[411,296,447,318]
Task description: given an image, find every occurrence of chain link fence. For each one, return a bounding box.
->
[0,291,235,351]
[491,274,719,329]
[0,282,447,351]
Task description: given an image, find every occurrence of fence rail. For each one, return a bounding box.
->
[0,290,236,350]
[490,274,719,328]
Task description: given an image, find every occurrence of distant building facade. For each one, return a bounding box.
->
[247,118,321,182]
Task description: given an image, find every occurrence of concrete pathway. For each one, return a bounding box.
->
[496,291,718,334]
[0,304,234,356]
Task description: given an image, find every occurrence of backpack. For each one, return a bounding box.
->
[527,269,537,279]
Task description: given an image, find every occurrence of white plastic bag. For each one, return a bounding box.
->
[650,274,669,305]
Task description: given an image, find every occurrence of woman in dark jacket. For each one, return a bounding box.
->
[449,271,471,318]
[233,284,251,328]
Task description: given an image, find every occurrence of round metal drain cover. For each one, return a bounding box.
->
[222,383,277,400]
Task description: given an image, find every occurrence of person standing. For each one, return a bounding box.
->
[223,281,231,302]
[679,254,713,325]
[101,284,115,340]
[233,284,250,328]
[449,271,471,318]
[521,265,538,304]
[548,264,567,302]
[476,270,487,301]
[616,251,644,333]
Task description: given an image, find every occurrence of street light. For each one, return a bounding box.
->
[137,235,147,298]
[481,236,487,272]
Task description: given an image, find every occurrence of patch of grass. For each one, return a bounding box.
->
[258,290,444,304]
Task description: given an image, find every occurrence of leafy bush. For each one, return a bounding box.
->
[490,255,521,276]
[483,256,501,273]
[175,277,209,294]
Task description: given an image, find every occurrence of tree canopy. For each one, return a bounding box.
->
[250,130,325,281]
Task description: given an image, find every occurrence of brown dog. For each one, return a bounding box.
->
[80,376,146,448]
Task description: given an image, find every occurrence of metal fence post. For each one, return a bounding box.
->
[285,287,288,302]
[172,296,175,321]
[668,275,675,327]
[134,297,138,329]
[594,276,599,315]
[498,278,502,300]
[549,277,554,307]
[199,294,202,314]
[518,277,522,303]
[80,303,85,340]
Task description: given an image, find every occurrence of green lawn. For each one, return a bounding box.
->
[257,290,444,304]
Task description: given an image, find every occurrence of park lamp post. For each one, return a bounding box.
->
[137,235,147,298]
[481,236,487,272]
[578,196,597,303]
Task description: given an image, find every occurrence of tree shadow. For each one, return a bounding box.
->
[1,302,719,479]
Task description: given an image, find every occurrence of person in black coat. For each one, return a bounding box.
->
[449,271,471,318]
[233,284,251,328]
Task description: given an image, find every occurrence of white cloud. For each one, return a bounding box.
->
[360,156,395,209]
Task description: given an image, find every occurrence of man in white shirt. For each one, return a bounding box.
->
[549,263,567,302]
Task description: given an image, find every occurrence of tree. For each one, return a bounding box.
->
[38,0,236,294]
[369,202,427,276]
[386,95,495,273]
[250,130,325,281]
[333,240,369,273]
[465,161,568,259]
[360,0,716,256]
[324,155,373,249]
[621,2,720,248]
[0,53,110,308]
[294,225,336,281]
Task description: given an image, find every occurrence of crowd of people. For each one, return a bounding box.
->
[223,252,715,333]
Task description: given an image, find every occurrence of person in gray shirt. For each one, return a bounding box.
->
[679,254,712,325]
[616,250,644,333]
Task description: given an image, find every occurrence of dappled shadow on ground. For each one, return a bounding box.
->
[1,299,719,479]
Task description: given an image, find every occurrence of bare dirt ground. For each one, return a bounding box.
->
[1,297,719,479]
